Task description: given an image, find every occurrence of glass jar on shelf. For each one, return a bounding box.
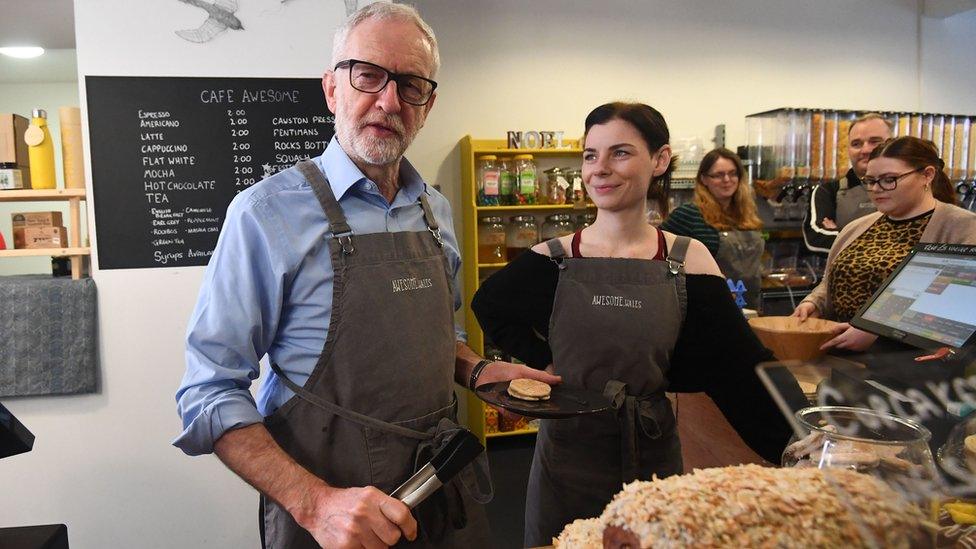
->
[506,215,538,260]
[952,116,969,181]
[809,110,824,184]
[836,111,856,176]
[476,155,501,206]
[541,213,575,240]
[646,200,663,226]
[909,112,923,138]
[498,156,516,205]
[576,212,596,230]
[565,168,586,207]
[921,114,935,142]
[477,216,506,264]
[823,110,839,180]
[942,115,956,170]
[897,111,911,137]
[794,109,812,184]
[543,167,569,205]
[513,154,539,205]
[933,115,947,157]
[775,108,796,181]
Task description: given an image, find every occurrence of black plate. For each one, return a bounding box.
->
[475,381,612,419]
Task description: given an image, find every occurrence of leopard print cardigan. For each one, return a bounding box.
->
[826,210,933,322]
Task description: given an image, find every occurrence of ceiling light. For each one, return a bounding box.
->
[0,47,45,59]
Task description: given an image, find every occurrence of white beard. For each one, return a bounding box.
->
[334,109,416,166]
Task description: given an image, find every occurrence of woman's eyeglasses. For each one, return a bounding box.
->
[705,170,739,181]
[862,168,923,191]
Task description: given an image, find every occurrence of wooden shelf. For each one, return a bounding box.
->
[476,204,592,212]
[486,427,538,439]
[1,187,90,279]
[461,135,590,445]
[0,247,90,258]
[0,188,87,202]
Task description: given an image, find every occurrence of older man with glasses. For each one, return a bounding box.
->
[174,3,556,548]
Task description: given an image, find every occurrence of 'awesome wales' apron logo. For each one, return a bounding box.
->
[591,295,643,309]
[392,277,433,293]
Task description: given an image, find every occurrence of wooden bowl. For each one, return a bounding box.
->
[748,316,840,361]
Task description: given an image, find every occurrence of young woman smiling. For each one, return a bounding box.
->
[472,102,797,546]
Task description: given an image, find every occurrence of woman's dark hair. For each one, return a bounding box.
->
[694,148,762,230]
[583,102,678,215]
[868,136,958,205]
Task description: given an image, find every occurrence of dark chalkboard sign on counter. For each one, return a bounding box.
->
[86,76,334,269]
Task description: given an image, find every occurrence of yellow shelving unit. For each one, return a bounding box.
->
[0,188,90,279]
[459,135,591,445]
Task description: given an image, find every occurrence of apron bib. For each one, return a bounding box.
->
[261,161,490,548]
[523,234,691,547]
[715,229,764,309]
[835,182,875,228]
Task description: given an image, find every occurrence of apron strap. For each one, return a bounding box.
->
[418,193,445,247]
[545,238,568,259]
[297,160,356,254]
[665,235,691,275]
[665,236,690,323]
[270,362,433,440]
[603,380,672,484]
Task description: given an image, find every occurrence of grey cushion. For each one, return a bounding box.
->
[0,275,97,397]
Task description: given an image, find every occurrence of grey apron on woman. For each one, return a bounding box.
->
[261,161,490,548]
[835,179,875,229]
[523,234,692,547]
[714,229,764,309]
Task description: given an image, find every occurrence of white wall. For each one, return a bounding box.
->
[0,81,87,274]
[410,0,943,211]
[1,1,975,548]
[920,8,976,113]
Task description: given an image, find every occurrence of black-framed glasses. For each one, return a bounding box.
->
[333,59,437,106]
[862,168,923,191]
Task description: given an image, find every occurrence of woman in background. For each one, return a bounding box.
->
[794,136,976,351]
[660,148,764,308]
[472,102,796,546]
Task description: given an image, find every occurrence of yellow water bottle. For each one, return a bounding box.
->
[24,108,57,189]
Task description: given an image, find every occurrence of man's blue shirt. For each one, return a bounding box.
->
[174,138,464,455]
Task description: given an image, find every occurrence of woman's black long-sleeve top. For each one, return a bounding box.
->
[471,250,800,463]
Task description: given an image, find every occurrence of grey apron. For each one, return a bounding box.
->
[523,235,691,547]
[715,229,764,309]
[835,177,875,228]
[261,161,490,548]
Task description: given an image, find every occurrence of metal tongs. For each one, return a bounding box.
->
[390,429,484,509]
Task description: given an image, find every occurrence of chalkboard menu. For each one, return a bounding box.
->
[86,76,334,269]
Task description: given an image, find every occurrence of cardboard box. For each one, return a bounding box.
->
[0,167,27,190]
[0,113,30,166]
[13,226,68,249]
[12,211,63,228]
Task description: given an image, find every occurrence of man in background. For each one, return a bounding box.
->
[803,113,892,253]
